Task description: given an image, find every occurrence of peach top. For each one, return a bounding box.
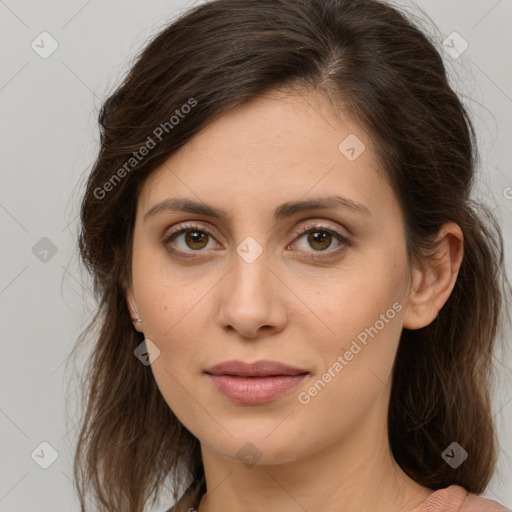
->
[410,485,509,512]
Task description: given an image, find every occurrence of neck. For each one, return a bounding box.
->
[196,396,432,512]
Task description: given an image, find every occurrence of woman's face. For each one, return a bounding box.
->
[127,89,415,465]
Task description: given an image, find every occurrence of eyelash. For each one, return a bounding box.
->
[162,222,351,261]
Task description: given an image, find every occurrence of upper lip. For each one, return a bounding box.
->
[205,359,309,377]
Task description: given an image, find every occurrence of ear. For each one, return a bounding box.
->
[124,283,144,333]
[402,222,464,330]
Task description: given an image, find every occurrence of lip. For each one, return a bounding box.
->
[204,360,310,404]
[204,359,309,377]
[206,374,309,404]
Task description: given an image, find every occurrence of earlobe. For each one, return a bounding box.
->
[402,223,464,330]
[125,286,144,333]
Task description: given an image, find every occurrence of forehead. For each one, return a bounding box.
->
[138,89,394,221]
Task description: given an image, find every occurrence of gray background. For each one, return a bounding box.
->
[1,1,511,511]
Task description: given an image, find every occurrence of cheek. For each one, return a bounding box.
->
[300,251,407,417]
[135,277,210,426]
[138,282,211,355]
[308,252,407,351]
[294,283,405,443]
[150,361,209,442]
[132,240,208,340]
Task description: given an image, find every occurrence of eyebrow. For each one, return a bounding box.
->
[143,195,371,223]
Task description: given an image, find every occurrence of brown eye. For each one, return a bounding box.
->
[306,230,332,251]
[183,230,209,250]
[294,227,347,252]
[163,223,220,257]
[291,224,351,261]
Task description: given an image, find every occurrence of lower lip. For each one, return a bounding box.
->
[206,374,309,404]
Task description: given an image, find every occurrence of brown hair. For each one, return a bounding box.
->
[71,0,511,510]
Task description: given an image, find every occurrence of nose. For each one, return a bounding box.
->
[218,249,287,340]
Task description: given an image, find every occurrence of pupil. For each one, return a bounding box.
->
[186,230,207,249]
[309,230,330,250]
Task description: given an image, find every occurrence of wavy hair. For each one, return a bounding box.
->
[71,0,511,510]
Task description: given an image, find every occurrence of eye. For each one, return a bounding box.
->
[163,223,220,258]
[290,224,350,259]
[162,221,351,260]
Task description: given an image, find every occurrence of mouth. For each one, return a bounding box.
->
[204,360,310,404]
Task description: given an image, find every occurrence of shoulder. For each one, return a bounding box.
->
[461,491,510,512]
[410,485,509,512]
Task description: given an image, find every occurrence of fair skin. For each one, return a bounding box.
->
[125,89,463,512]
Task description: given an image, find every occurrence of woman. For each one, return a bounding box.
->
[72,0,511,511]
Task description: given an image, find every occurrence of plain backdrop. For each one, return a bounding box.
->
[1,1,511,511]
